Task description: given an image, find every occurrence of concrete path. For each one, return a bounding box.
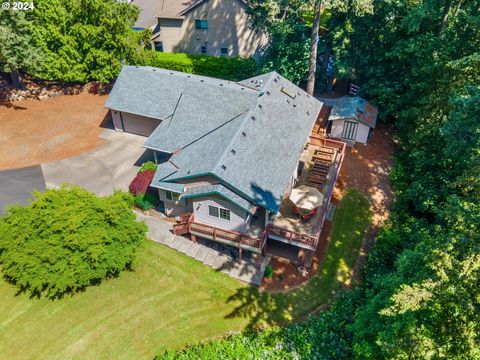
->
[0,165,46,215]
[136,212,269,286]
[42,131,153,196]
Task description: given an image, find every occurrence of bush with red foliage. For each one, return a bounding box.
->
[129,170,155,196]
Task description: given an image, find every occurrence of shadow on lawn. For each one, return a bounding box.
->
[224,187,371,330]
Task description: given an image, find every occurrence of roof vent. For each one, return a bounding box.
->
[230,149,236,155]
[273,78,278,83]
[219,83,223,86]
[221,165,227,170]
[307,110,311,115]
[187,75,191,78]
[266,91,271,96]
[251,116,256,121]
[241,87,245,90]
[293,104,297,108]
[258,104,263,110]
[200,79,204,82]
[241,132,246,137]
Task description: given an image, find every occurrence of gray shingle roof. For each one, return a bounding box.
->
[182,184,257,214]
[107,66,323,213]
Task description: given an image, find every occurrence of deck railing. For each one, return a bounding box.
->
[173,214,267,253]
[267,224,318,249]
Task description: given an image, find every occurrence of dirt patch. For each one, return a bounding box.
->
[0,93,109,170]
[261,123,396,292]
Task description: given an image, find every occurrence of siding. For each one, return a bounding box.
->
[330,120,345,139]
[192,195,248,232]
[158,189,192,216]
[329,119,370,144]
[355,123,370,144]
[156,0,268,57]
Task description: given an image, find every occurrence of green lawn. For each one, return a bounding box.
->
[0,189,370,359]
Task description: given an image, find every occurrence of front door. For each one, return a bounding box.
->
[342,121,358,140]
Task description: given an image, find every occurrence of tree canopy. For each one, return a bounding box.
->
[0,0,149,84]
[0,187,147,299]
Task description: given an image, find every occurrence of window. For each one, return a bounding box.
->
[219,208,231,221]
[165,190,180,201]
[154,41,163,52]
[195,19,208,29]
[208,205,219,218]
[201,46,207,54]
[220,47,228,56]
[342,121,358,140]
[208,205,230,221]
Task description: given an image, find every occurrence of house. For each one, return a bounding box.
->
[131,0,268,57]
[323,96,378,144]
[105,66,346,267]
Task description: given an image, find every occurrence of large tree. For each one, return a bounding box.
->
[0,10,40,87]
[29,0,148,83]
[0,187,147,299]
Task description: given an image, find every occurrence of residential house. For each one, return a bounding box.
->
[131,0,268,57]
[322,96,378,144]
[105,66,346,267]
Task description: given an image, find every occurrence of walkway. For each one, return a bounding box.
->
[136,213,269,286]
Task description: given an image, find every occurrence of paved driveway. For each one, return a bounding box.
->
[42,131,153,196]
[0,165,46,215]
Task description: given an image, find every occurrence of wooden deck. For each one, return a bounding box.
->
[270,137,346,250]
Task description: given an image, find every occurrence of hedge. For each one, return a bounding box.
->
[144,52,257,81]
[0,187,147,299]
[129,170,155,196]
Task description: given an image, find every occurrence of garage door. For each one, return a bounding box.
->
[121,112,161,137]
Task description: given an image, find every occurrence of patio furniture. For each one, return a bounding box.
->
[289,185,324,214]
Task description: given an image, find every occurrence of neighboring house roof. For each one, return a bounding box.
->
[106,66,323,214]
[177,0,247,16]
[323,96,378,128]
[182,184,257,214]
[155,0,195,19]
[131,0,164,29]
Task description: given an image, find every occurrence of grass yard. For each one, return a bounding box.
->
[0,189,371,359]
[0,241,250,360]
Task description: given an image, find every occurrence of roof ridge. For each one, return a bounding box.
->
[212,107,255,175]
[126,65,257,93]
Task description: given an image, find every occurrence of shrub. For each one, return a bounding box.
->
[264,264,273,278]
[134,192,157,211]
[144,52,257,81]
[139,161,157,173]
[0,186,147,299]
[129,169,155,196]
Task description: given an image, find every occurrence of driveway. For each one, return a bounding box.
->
[0,165,46,215]
[42,130,153,196]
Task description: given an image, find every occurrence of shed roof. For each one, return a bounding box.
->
[323,96,378,128]
[106,67,323,213]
